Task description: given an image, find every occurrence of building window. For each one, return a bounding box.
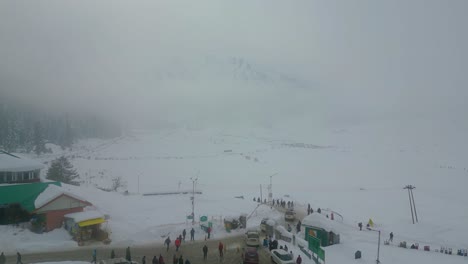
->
[0,172,4,183]
[6,172,12,182]
[12,172,17,182]
[34,170,40,179]
[29,171,34,180]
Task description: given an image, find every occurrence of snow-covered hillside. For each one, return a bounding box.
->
[3,120,468,264]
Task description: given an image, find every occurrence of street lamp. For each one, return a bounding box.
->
[190,177,198,225]
[268,173,278,205]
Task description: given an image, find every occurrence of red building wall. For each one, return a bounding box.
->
[45,207,84,231]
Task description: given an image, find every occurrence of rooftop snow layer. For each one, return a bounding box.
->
[302,213,345,233]
[0,150,44,172]
[64,210,104,222]
[35,184,89,209]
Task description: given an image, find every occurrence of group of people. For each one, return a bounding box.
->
[307,204,322,215]
[0,252,22,264]
[90,240,225,264]
[253,197,296,209]
[263,236,302,264]
[164,228,196,253]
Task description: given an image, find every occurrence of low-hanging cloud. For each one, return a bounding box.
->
[1,0,467,128]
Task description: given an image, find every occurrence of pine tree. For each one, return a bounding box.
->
[33,121,47,155]
[46,156,80,185]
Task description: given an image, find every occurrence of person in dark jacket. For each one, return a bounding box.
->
[184,259,190,264]
[0,252,6,264]
[389,232,394,242]
[190,228,195,241]
[203,244,208,260]
[111,249,116,259]
[172,254,177,264]
[218,242,224,257]
[165,237,171,251]
[296,255,302,264]
[142,256,146,264]
[178,255,184,264]
[158,254,165,264]
[16,252,23,264]
[207,226,211,239]
[125,247,132,262]
[182,229,187,241]
[152,255,159,264]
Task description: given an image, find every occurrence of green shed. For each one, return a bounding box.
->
[303,213,341,247]
[0,182,61,224]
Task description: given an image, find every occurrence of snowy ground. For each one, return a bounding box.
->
[2,119,468,264]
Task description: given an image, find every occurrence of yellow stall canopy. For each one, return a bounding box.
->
[78,217,105,227]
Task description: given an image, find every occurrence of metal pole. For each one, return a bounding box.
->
[260,184,262,202]
[410,187,418,223]
[268,173,277,204]
[376,230,381,264]
[190,177,198,225]
[405,186,415,224]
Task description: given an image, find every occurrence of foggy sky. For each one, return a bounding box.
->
[1,0,467,128]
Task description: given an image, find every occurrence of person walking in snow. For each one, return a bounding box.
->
[92,249,97,264]
[178,255,184,264]
[358,222,363,231]
[182,229,187,241]
[16,252,23,264]
[159,254,165,264]
[152,256,159,264]
[203,244,208,260]
[165,236,171,251]
[0,252,5,264]
[125,247,132,262]
[207,226,211,239]
[296,254,302,264]
[175,237,181,251]
[172,254,177,264]
[142,256,146,264]
[190,228,195,241]
[218,241,224,258]
[390,232,394,242]
[184,259,191,264]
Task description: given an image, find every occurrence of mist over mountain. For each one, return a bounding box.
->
[1,0,467,131]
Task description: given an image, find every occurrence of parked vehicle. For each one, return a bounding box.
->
[270,249,295,264]
[99,258,139,264]
[284,209,296,221]
[245,230,260,247]
[243,247,259,264]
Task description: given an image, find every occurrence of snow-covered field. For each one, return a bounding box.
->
[2,119,468,264]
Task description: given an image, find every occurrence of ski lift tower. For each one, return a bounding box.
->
[268,173,278,204]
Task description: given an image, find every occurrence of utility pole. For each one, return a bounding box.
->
[376,230,381,263]
[190,176,198,225]
[409,186,418,222]
[268,173,277,204]
[404,185,417,224]
[260,184,263,202]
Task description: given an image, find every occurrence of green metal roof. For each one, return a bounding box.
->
[0,182,61,212]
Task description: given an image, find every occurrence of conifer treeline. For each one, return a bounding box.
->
[0,103,121,154]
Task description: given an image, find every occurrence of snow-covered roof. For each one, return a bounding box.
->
[64,210,104,222]
[34,184,90,209]
[302,213,344,234]
[0,151,44,172]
